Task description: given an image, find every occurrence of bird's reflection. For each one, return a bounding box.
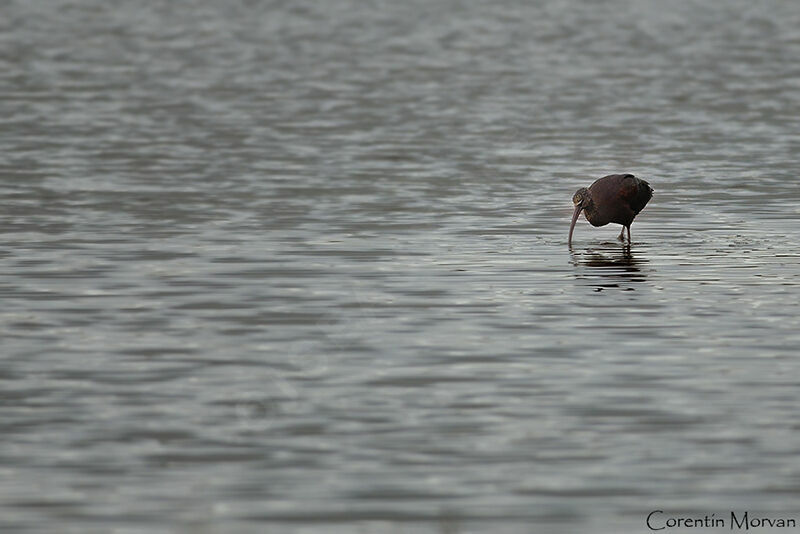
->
[569,242,648,290]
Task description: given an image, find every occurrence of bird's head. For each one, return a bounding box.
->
[568,187,591,245]
[572,187,591,209]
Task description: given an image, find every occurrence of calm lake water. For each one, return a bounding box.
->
[2,1,800,533]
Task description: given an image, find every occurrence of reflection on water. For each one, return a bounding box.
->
[571,242,648,290]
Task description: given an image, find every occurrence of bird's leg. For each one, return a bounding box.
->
[618,227,625,241]
[626,226,631,244]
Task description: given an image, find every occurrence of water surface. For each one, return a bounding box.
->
[1,1,800,532]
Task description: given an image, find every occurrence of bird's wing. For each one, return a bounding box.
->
[620,175,652,215]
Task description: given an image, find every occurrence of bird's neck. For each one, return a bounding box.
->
[582,199,600,224]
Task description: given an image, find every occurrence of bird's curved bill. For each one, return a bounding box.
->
[568,205,582,245]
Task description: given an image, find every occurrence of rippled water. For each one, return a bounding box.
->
[2,1,800,532]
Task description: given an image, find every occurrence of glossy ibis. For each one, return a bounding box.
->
[568,174,653,245]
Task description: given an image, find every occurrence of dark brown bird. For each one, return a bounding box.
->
[568,174,653,245]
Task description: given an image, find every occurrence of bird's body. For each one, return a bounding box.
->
[568,174,652,245]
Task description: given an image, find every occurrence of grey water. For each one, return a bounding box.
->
[2,1,800,532]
